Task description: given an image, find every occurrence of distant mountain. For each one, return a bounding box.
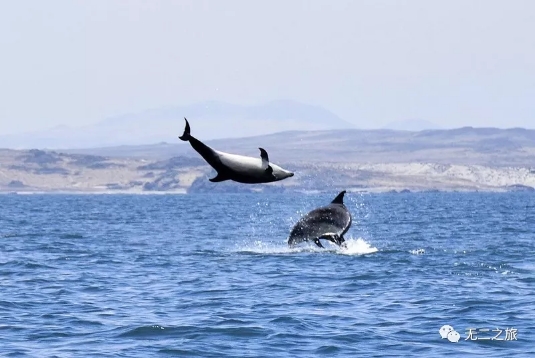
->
[0,100,352,149]
[383,119,442,131]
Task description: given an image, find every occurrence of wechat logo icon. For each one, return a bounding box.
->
[439,325,460,343]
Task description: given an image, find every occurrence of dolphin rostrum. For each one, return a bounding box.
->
[178,118,294,184]
[287,190,352,248]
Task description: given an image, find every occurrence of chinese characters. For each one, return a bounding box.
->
[465,327,518,341]
[440,325,518,343]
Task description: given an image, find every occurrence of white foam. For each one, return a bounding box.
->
[235,237,378,256]
[339,238,378,255]
[235,240,317,255]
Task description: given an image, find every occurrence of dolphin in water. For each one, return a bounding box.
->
[178,118,294,184]
[287,190,352,248]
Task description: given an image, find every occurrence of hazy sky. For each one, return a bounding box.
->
[1,0,534,135]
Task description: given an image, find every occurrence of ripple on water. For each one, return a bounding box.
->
[0,193,533,357]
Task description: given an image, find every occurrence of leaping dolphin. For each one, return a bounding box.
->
[287,190,352,248]
[178,118,294,184]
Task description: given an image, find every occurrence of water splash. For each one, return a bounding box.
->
[234,240,317,254]
[235,237,378,256]
[339,237,378,255]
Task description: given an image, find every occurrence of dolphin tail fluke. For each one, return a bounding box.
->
[179,117,191,141]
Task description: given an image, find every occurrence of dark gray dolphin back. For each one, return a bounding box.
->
[287,190,352,247]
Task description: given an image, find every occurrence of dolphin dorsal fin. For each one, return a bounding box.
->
[331,190,347,204]
[259,148,270,170]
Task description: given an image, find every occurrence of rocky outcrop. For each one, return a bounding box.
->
[142,171,181,191]
[21,149,63,164]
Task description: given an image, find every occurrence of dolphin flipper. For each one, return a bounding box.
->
[321,233,345,246]
[313,238,325,248]
[209,172,230,182]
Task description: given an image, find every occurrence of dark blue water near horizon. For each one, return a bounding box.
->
[1,192,534,357]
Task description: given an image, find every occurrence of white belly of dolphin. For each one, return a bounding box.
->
[217,151,263,171]
[216,150,286,176]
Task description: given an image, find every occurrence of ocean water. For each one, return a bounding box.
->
[1,192,534,357]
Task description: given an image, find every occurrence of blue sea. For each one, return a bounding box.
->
[1,192,534,357]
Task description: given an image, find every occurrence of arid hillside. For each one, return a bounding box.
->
[2,126,535,194]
